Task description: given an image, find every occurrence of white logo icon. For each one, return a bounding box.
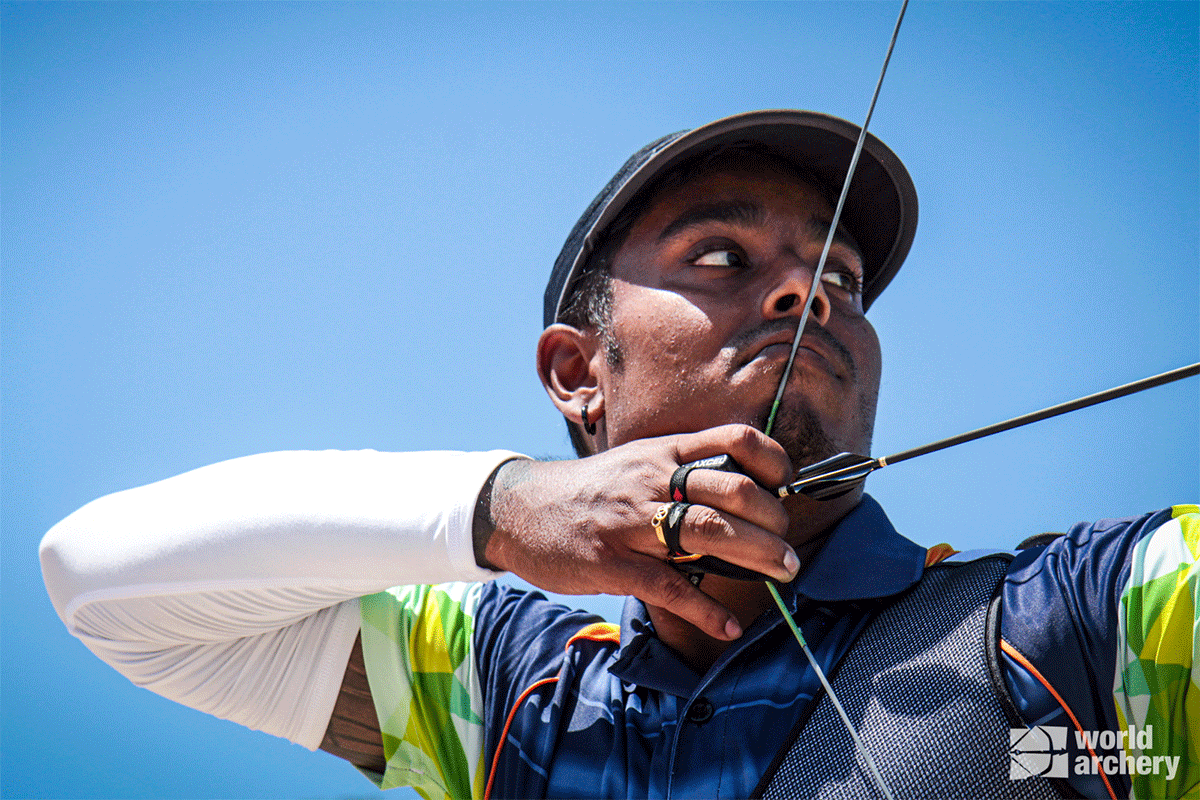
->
[1009,725,1068,780]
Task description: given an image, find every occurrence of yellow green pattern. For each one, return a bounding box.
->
[360,582,486,800]
[1114,505,1200,799]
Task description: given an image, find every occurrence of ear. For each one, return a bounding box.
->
[536,323,604,427]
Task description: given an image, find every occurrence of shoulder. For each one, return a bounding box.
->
[1002,506,1194,612]
[356,581,618,795]
[995,506,1197,798]
[996,505,1195,718]
[361,580,614,676]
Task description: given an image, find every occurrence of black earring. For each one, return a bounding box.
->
[581,403,597,435]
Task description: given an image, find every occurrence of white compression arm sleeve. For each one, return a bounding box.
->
[39,449,522,750]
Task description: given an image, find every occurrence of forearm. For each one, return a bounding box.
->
[472,456,534,571]
[39,448,523,748]
[41,448,521,635]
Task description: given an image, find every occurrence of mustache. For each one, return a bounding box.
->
[732,318,857,380]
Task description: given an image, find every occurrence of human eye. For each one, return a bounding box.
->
[820,267,863,296]
[689,246,748,269]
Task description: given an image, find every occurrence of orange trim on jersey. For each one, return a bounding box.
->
[484,676,559,800]
[925,543,960,566]
[1000,638,1118,800]
[566,622,620,648]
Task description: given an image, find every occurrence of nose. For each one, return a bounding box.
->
[762,261,831,327]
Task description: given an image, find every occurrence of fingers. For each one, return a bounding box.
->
[487,428,802,642]
[671,424,793,489]
[622,556,745,641]
[681,467,789,539]
[667,503,798,583]
[658,425,796,580]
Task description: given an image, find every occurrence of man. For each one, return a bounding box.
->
[40,110,1196,799]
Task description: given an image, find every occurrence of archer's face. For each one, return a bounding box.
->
[598,157,882,469]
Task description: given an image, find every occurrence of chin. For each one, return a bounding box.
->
[766,405,873,469]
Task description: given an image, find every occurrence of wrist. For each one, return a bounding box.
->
[472,458,532,570]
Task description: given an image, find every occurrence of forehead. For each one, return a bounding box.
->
[612,155,858,268]
[641,164,832,224]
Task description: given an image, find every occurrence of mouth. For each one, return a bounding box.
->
[747,333,843,380]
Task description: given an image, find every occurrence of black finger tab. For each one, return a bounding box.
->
[662,501,690,556]
[670,455,744,503]
[665,455,777,583]
[672,556,775,583]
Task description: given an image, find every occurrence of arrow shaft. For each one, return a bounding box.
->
[778,362,1198,497]
[880,363,1199,468]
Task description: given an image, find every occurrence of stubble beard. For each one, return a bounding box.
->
[759,389,877,472]
[759,403,839,468]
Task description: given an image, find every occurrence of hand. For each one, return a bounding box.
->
[476,424,798,641]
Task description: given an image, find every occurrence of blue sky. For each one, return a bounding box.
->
[3,2,1196,798]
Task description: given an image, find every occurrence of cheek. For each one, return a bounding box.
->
[604,284,730,426]
[849,318,882,442]
[857,320,882,389]
[609,285,717,375]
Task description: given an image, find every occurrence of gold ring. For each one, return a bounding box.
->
[652,504,672,548]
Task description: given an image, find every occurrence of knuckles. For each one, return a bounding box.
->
[718,472,760,507]
[688,505,732,546]
[717,424,792,485]
[645,566,692,609]
[725,423,765,454]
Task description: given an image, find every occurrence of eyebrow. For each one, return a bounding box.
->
[657,201,763,242]
[805,218,864,265]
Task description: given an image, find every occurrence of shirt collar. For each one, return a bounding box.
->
[611,493,925,688]
[611,594,704,696]
[791,493,925,603]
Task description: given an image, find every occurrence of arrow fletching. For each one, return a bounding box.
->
[778,452,881,499]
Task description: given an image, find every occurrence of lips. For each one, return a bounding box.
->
[746,329,844,379]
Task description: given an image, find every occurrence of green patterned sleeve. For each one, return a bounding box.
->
[359,582,488,800]
[1114,505,1200,800]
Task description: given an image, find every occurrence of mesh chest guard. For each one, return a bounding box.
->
[758,556,1068,800]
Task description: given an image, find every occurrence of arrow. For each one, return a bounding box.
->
[778,362,1200,499]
